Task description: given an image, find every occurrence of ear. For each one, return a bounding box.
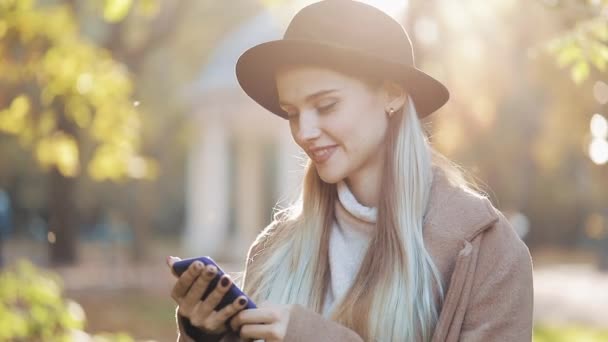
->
[380,80,407,112]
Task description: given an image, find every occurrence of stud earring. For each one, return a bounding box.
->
[386,107,395,117]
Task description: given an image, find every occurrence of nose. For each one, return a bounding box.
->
[296,111,321,141]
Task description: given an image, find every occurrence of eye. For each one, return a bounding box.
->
[317,102,337,114]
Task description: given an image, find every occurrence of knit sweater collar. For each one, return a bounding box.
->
[334,166,442,234]
[334,181,377,236]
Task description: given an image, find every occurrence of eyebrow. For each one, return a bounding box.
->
[279,89,340,107]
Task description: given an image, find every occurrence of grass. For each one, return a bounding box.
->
[534,324,608,342]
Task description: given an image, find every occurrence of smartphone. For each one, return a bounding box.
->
[172,256,257,311]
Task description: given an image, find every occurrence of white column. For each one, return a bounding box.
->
[231,139,265,261]
[183,115,230,258]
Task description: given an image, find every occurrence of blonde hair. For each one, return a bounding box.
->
[241,92,483,341]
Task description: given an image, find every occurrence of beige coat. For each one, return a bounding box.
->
[176,169,534,341]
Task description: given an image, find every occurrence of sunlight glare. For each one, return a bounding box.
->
[589,137,608,165]
[590,113,608,139]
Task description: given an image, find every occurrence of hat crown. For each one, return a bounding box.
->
[284,0,414,66]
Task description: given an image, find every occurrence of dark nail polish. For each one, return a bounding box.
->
[205,267,215,276]
[239,298,247,305]
[221,277,230,287]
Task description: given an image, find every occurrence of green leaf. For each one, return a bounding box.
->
[589,41,608,71]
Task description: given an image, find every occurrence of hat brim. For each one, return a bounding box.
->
[236,39,449,119]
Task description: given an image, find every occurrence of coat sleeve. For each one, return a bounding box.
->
[283,304,364,342]
[459,212,534,341]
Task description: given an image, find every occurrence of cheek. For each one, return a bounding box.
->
[343,114,386,152]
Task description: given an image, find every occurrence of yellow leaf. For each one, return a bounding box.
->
[88,145,127,181]
[9,95,30,117]
[53,134,79,177]
[35,133,80,177]
[65,97,91,128]
[0,20,7,38]
[38,110,56,135]
[137,0,160,17]
[0,95,30,134]
[571,61,590,85]
[556,43,582,68]
[103,0,133,23]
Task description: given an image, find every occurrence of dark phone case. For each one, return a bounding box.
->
[172,256,257,311]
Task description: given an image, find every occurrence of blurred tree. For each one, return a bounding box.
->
[1,0,265,266]
[537,0,608,85]
[0,258,135,340]
[0,0,157,265]
[403,0,608,253]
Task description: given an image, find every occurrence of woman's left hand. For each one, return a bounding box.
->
[229,301,292,342]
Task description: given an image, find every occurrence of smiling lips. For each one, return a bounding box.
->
[309,145,338,164]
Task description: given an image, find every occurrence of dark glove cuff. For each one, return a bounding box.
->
[178,314,227,342]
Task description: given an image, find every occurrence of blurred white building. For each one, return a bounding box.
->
[182,7,304,262]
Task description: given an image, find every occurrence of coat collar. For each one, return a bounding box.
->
[332,166,500,242]
[424,166,499,241]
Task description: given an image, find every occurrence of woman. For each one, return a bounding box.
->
[169,1,534,341]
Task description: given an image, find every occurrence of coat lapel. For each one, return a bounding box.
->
[424,167,500,342]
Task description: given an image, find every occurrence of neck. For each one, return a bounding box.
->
[344,156,384,208]
[337,180,377,223]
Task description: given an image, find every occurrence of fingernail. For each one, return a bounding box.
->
[221,277,230,287]
[205,266,215,276]
[239,298,247,305]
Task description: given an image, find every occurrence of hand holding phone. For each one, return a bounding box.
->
[172,256,257,311]
[168,256,256,337]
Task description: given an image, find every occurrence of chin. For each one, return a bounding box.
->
[316,166,346,185]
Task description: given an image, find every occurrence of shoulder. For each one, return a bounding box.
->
[425,170,500,243]
[424,171,532,280]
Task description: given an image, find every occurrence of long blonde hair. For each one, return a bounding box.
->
[241,84,482,341]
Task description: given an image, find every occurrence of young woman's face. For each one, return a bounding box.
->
[276,65,391,184]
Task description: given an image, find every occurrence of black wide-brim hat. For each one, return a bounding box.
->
[236,0,449,120]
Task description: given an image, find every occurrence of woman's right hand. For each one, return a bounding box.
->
[168,256,249,335]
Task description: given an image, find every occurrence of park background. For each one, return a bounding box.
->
[1,0,608,341]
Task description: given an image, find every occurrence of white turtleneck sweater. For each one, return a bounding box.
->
[322,180,377,317]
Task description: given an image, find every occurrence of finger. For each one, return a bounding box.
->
[189,293,246,334]
[171,260,204,301]
[167,256,181,278]
[209,296,247,331]
[202,274,233,311]
[224,296,248,331]
[239,323,282,341]
[183,264,218,306]
[231,307,279,326]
